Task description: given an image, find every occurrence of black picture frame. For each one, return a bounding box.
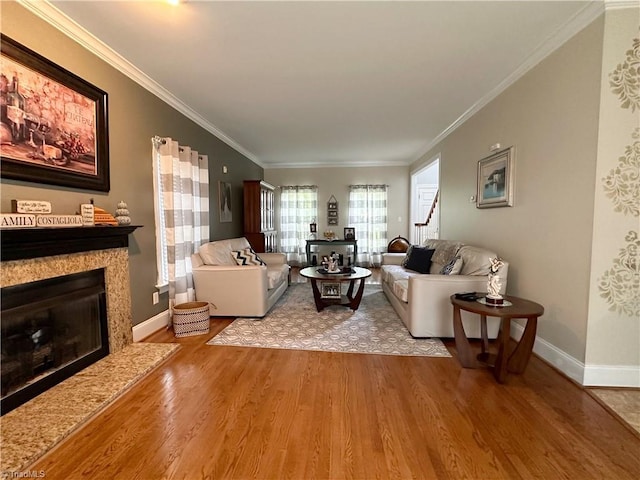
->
[0,35,110,192]
[344,227,355,240]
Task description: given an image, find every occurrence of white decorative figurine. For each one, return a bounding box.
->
[114,201,131,225]
[486,257,505,305]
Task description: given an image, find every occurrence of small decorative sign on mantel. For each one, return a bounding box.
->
[11,200,52,214]
[36,215,83,227]
[1,213,84,228]
[1,214,36,228]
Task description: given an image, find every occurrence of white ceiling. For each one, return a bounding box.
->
[35,1,603,168]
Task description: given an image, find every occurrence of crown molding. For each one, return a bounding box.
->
[17,0,262,167]
[264,158,410,169]
[604,0,640,10]
[408,0,607,166]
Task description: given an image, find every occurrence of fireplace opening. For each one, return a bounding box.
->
[1,268,109,415]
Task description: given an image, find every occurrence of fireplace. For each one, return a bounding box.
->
[1,268,109,414]
[0,225,139,415]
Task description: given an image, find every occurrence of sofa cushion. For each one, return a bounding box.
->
[392,279,409,303]
[199,237,251,265]
[422,239,464,274]
[232,247,266,266]
[440,255,463,275]
[404,247,435,274]
[458,245,498,275]
[382,265,420,284]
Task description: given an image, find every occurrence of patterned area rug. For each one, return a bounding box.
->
[207,284,451,357]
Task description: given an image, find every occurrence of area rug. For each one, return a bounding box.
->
[0,342,179,473]
[207,284,451,357]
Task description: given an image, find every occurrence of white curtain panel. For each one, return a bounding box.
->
[348,184,388,266]
[152,137,209,308]
[279,185,318,265]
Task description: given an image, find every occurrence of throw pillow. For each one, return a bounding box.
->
[401,245,416,268]
[232,247,266,266]
[440,255,463,275]
[403,247,435,274]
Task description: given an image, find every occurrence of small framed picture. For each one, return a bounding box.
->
[310,222,317,233]
[328,202,338,210]
[321,282,341,299]
[328,217,338,225]
[344,227,355,240]
[477,146,514,208]
[328,210,338,218]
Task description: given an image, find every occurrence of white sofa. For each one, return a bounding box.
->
[191,237,290,317]
[381,239,508,338]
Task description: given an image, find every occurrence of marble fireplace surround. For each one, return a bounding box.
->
[0,226,139,353]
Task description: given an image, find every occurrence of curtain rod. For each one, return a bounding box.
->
[349,184,389,187]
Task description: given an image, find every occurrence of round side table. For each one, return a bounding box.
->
[450,294,544,383]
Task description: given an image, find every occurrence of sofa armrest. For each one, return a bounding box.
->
[382,253,405,265]
[259,252,288,266]
[192,265,268,294]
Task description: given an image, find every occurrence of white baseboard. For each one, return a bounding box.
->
[583,365,640,387]
[132,309,170,342]
[510,322,640,387]
[510,322,585,385]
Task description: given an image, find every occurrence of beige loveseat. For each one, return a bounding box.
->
[381,239,508,338]
[191,237,290,317]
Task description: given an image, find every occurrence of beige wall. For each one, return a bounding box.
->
[264,165,410,245]
[411,17,605,363]
[0,3,262,326]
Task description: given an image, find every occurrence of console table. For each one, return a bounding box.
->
[305,239,357,266]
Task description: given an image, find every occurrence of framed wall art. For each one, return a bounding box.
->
[0,35,110,192]
[476,146,514,208]
[327,195,338,225]
[219,181,232,222]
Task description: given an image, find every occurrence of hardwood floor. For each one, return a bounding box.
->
[31,275,640,479]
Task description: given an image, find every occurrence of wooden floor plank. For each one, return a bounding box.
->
[29,287,640,479]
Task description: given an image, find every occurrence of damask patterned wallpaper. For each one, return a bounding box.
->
[598,29,640,319]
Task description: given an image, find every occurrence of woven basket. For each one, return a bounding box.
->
[172,301,210,338]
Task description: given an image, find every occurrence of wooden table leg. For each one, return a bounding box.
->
[494,317,512,383]
[453,306,476,368]
[309,279,325,312]
[507,316,538,373]
[346,279,355,298]
[348,278,366,311]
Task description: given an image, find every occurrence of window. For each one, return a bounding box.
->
[348,185,388,265]
[279,185,318,265]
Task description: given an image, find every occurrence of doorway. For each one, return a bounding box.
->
[410,155,440,244]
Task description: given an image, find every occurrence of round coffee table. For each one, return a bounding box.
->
[299,266,372,312]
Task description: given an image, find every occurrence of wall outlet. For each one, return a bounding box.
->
[152,292,159,305]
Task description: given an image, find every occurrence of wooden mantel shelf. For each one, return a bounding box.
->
[0,225,141,261]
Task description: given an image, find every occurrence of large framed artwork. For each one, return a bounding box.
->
[476,146,514,208]
[0,35,110,192]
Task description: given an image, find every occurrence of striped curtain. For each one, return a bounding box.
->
[348,184,388,266]
[152,137,209,309]
[279,185,318,265]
